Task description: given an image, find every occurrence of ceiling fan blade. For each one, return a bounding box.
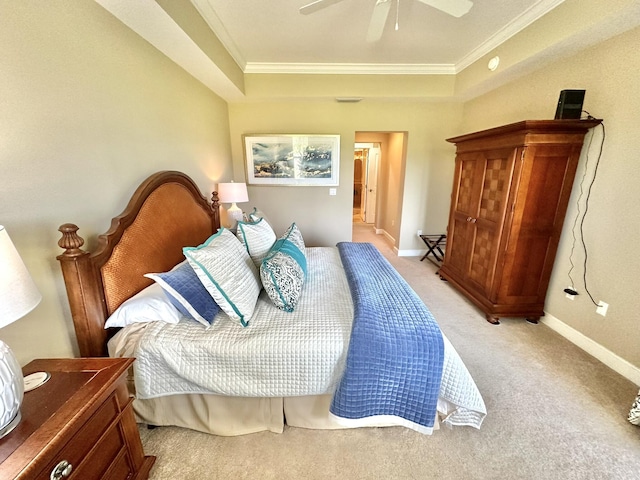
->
[366,0,392,43]
[299,0,346,15]
[416,0,473,18]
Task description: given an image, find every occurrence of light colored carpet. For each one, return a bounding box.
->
[139,223,640,479]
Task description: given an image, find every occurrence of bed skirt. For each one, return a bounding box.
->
[132,393,439,436]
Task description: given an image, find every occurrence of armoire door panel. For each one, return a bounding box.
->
[477,150,516,224]
[466,224,498,295]
[445,214,474,278]
[454,154,483,216]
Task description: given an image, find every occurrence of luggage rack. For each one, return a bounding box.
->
[419,234,447,267]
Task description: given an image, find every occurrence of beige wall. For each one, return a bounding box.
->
[228,100,461,249]
[0,1,233,364]
[459,25,640,367]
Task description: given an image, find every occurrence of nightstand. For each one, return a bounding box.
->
[0,357,155,479]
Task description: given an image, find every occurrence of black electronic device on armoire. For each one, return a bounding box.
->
[554,89,586,119]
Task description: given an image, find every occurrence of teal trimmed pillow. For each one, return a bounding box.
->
[183,229,261,327]
[236,217,277,269]
[247,207,271,226]
[260,223,307,312]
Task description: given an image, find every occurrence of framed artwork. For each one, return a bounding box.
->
[243,134,340,186]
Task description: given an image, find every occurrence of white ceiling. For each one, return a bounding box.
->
[95,0,640,102]
[192,0,566,74]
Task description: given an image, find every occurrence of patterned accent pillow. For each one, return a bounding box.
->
[144,261,221,328]
[629,391,640,426]
[260,223,307,312]
[236,217,277,269]
[184,228,261,327]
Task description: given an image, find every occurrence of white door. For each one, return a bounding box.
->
[359,149,368,221]
[364,145,380,224]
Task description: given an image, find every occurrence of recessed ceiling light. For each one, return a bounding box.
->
[488,56,500,71]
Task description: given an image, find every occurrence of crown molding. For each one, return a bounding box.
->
[244,63,456,75]
[455,0,566,72]
[191,0,247,70]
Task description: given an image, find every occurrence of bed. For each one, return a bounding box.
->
[56,170,486,436]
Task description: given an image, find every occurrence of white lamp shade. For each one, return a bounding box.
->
[0,226,42,328]
[217,182,249,204]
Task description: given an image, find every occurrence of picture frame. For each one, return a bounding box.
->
[243,134,340,186]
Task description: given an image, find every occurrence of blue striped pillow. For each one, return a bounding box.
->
[145,262,220,328]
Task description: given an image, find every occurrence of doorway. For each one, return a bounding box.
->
[352,132,407,248]
[353,143,380,224]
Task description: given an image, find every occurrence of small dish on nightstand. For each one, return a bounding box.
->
[23,371,50,392]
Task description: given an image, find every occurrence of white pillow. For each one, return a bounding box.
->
[183,228,261,327]
[236,217,277,268]
[104,283,182,328]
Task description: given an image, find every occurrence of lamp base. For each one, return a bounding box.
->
[0,340,24,439]
[0,410,21,439]
[227,203,244,223]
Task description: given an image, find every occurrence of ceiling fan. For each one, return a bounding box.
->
[300,0,474,43]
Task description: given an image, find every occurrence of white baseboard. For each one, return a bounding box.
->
[542,313,640,386]
[375,229,396,246]
[397,249,425,257]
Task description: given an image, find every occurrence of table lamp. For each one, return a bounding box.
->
[217,182,249,225]
[0,225,43,438]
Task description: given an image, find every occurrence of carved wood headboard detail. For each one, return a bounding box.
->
[57,171,221,357]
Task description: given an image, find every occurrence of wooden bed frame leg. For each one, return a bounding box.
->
[486,315,500,325]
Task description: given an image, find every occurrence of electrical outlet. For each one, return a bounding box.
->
[417,230,422,236]
[329,188,337,196]
[596,301,609,317]
[565,286,576,300]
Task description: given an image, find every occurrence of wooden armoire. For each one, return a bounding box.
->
[438,119,601,324]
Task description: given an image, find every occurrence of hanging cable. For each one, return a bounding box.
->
[567,113,605,306]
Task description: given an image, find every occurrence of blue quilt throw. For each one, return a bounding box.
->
[330,242,445,434]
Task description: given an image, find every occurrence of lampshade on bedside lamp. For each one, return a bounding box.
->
[217,182,249,224]
[0,225,42,438]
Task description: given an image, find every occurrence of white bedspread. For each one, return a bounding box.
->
[130,247,354,398]
[110,246,486,428]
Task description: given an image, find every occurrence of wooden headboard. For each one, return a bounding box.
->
[57,171,220,357]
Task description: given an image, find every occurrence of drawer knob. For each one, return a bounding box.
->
[50,460,73,479]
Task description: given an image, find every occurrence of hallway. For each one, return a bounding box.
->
[351,222,395,258]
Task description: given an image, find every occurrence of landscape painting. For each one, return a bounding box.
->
[244,134,340,186]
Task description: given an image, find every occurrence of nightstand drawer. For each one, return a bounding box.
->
[104,449,135,480]
[67,424,129,479]
[37,393,120,479]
